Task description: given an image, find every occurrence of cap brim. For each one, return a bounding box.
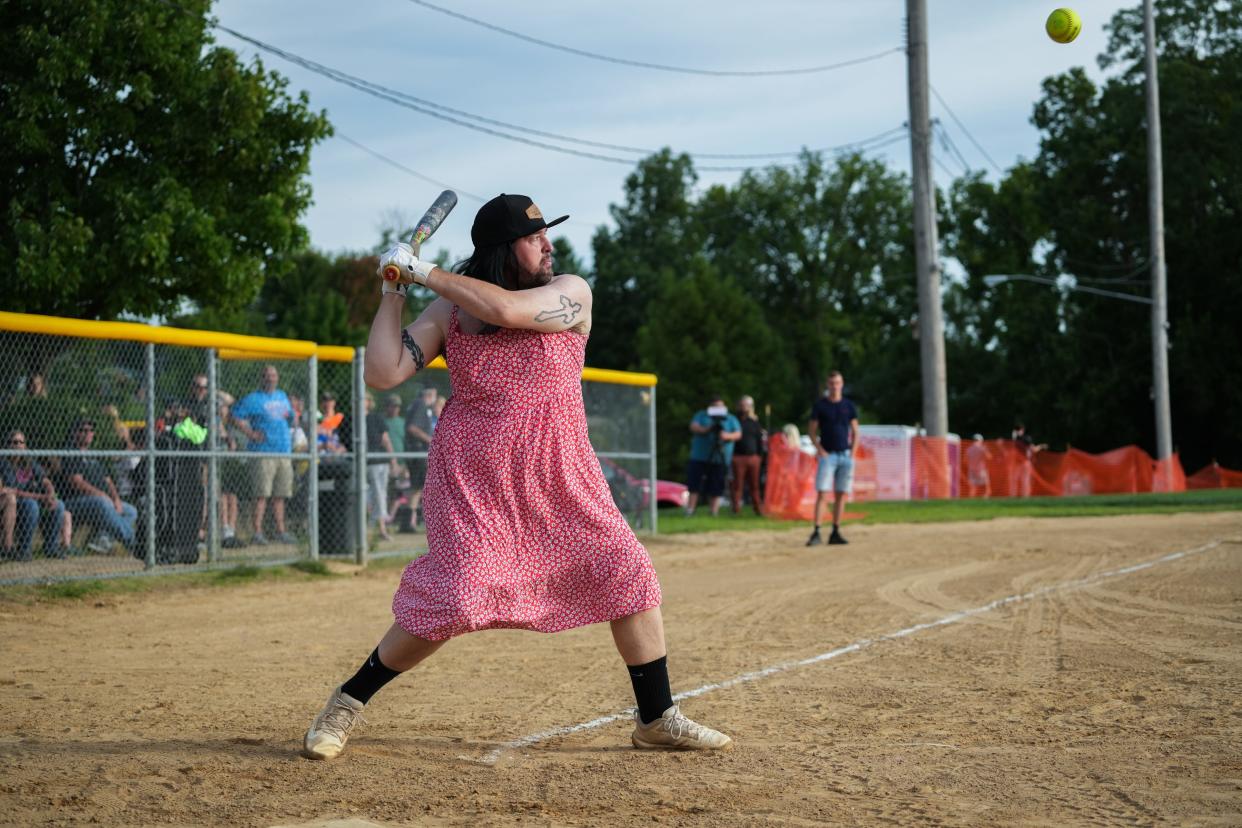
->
[544,214,569,231]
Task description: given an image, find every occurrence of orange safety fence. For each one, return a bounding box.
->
[765,432,1240,519]
[763,433,824,521]
[1186,461,1242,489]
[959,440,1188,497]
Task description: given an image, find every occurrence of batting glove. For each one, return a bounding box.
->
[378,242,436,289]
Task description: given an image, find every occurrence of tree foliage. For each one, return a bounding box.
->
[589,149,917,476]
[636,261,796,475]
[0,0,331,320]
[944,0,1242,469]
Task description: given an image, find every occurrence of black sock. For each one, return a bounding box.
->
[627,656,674,724]
[340,648,401,705]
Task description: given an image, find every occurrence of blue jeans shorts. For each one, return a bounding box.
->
[815,451,854,493]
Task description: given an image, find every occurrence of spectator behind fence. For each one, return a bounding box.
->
[685,395,741,517]
[0,477,16,559]
[26,373,48,399]
[1011,422,1048,498]
[966,434,994,498]
[61,418,138,555]
[186,374,211,427]
[289,394,311,454]
[317,391,347,455]
[364,393,398,542]
[0,430,75,560]
[383,394,405,456]
[217,396,245,547]
[100,404,139,498]
[231,364,295,545]
[730,395,766,516]
[403,386,439,532]
[781,423,814,456]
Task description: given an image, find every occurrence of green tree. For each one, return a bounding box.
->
[552,236,585,278]
[177,249,380,346]
[695,152,918,424]
[941,166,1069,437]
[947,0,1242,469]
[0,0,332,321]
[636,261,795,478]
[588,150,702,370]
[590,149,919,469]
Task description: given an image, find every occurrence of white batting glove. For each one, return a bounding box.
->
[378,242,435,288]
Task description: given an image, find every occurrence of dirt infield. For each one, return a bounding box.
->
[2,512,1240,826]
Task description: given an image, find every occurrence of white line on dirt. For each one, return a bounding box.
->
[476,538,1228,765]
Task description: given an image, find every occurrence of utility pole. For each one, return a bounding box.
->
[1144,0,1173,460]
[906,0,948,436]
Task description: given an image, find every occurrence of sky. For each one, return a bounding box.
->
[207,0,1137,267]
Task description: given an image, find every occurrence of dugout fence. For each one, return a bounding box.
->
[0,312,658,586]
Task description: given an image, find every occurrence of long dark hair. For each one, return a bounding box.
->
[454,241,517,289]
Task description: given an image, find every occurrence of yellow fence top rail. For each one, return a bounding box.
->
[0,311,325,358]
[581,366,657,387]
[0,311,655,385]
[218,346,356,363]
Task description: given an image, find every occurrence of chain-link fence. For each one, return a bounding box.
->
[0,313,658,585]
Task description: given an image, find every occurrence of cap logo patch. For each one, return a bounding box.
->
[525,204,543,220]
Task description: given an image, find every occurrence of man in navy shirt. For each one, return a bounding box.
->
[806,371,858,546]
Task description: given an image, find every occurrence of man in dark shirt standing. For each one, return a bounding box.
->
[403,386,438,532]
[729,395,766,516]
[806,371,859,546]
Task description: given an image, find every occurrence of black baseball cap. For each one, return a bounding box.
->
[471,194,568,247]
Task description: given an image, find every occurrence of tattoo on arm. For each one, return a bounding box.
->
[534,295,582,325]
[401,329,426,372]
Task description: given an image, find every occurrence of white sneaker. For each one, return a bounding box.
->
[631,705,733,751]
[302,687,366,760]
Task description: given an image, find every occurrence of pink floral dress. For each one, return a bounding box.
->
[392,307,662,640]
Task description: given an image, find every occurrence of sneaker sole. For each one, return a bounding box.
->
[301,738,341,760]
[631,734,734,751]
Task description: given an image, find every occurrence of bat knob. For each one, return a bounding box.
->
[382,264,401,282]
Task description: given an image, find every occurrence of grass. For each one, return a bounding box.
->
[653,488,1242,534]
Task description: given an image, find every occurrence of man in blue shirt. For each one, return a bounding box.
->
[231,364,295,545]
[807,371,859,546]
[685,396,741,517]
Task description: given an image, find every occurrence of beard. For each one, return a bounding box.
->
[513,259,554,290]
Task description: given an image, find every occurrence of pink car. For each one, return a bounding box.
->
[599,458,689,510]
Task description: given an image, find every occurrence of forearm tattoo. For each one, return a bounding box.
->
[534,295,583,325]
[401,328,426,372]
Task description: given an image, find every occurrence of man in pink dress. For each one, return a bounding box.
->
[303,194,731,759]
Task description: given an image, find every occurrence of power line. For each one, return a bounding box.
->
[406,0,904,78]
[931,152,959,181]
[334,133,485,202]
[334,133,602,229]
[1073,261,1151,284]
[933,120,972,175]
[208,18,909,172]
[929,84,1003,174]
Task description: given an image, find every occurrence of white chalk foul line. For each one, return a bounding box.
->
[477,538,1227,765]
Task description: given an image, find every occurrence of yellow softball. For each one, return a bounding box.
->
[1046,8,1082,43]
